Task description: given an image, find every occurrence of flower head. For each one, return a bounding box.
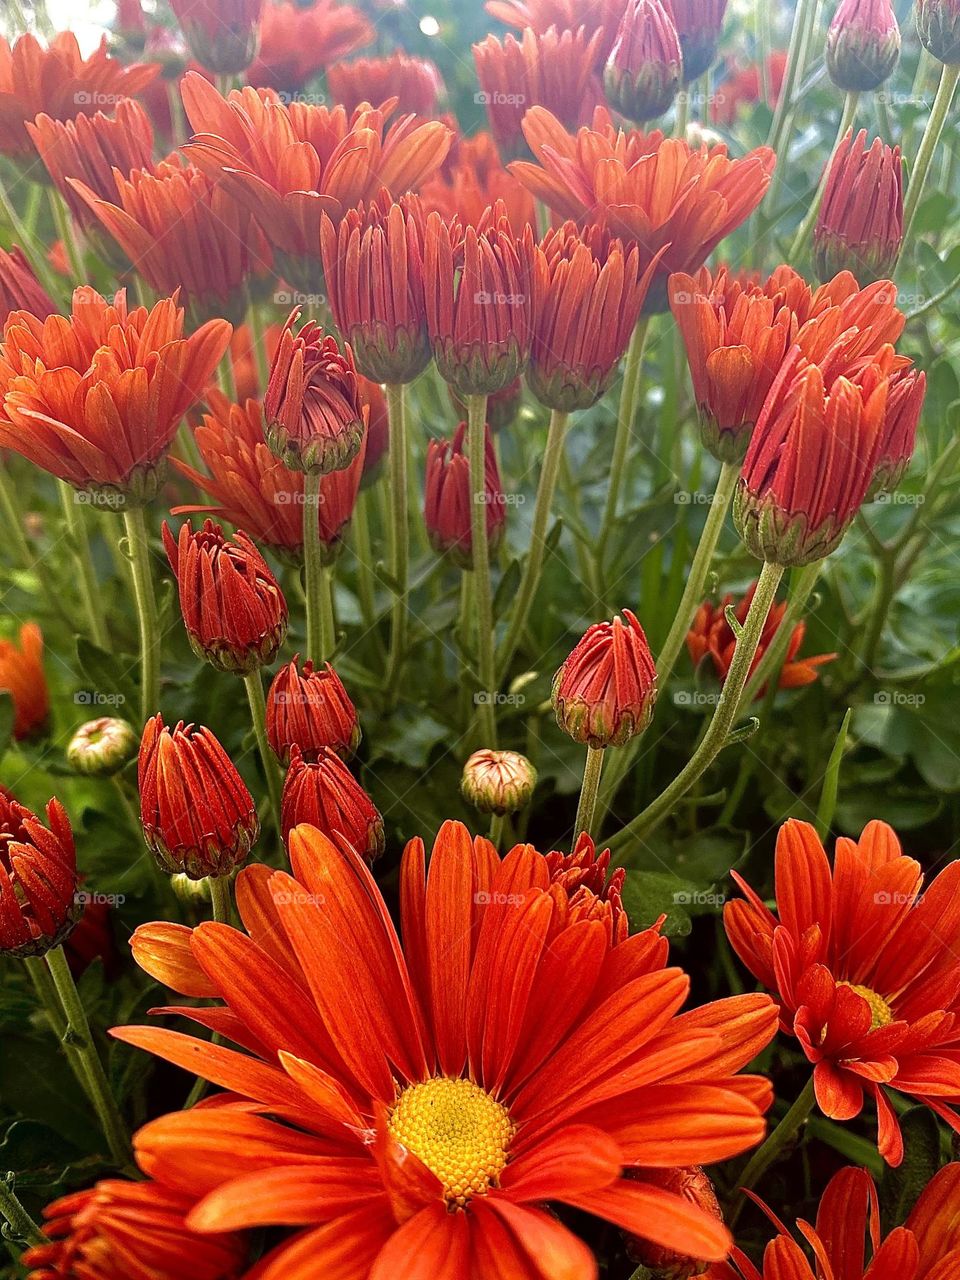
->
[170,0,263,75]
[604,0,683,123]
[917,0,960,64]
[267,656,360,764]
[116,820,776,1275]
[424,421,506,568]
[422,131,536,233]
[545,831,629,943]
[163,517,288,674]
[263,309,366,475]
[687,583,837,696]
[172,391,366,559]
[486,0,625,67]
[814,129,903,285]
[320,196,430,384]
[0,32,158,159]
[67,716,139,776]
[0,287,231,504]
[461,749,538,816]
[424,202,535,395]
[247,0,373,91]
[281,745,384,858]
[725,818,960,1165]
[0,792,78,957]
[553,609,657,748]
[22,1179,247,1280]
[0,622,49,739]
[670,0,729,81]
[328,52,444,117]
[530,222,663,411]
[512,108,775,310]
[826,0,901,91]
[474,26,602,162]
[138,715,259,879]
[0,246,55,328]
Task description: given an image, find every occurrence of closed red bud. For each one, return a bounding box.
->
[266,656,361,764]
[163,518,288,675]
[871,367,925,497]
[424,422,506,568]
[826,0,900,91]
[169,0,262,74]
[461,749,538,815]
[0,793,79,957]
[604,0,683,123]
[0,246,55,327]
[553,609,658,748]
[138,715,259,879]
[264,309,366,475]
[281,746,385,862]
[814,130,903,284]
[624,1166,722,1277]
[916,0,960,64]
[669,0,729,82]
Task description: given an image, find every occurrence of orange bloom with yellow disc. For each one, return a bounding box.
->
[117,821,778,1278]
[725,818,960,1166]
[0,287,230,504]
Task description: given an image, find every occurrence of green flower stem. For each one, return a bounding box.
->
[608,560,785,852]
[351,492,380,644]
[44,945,132,1169]
[48,187,84,285]
[729,1076,816,1227]
[0,176,60,303]
[595,320,649,580]
[24,955,92,1096]
[302,470,327,664]
[901,62,960,255]
[765,0,821,158]
[741,561,821,705]
[383,382,410,695]
[243,670,284,840]
[207,875,233,925]
[489,813,505,849]
[466,393,497,747]
[496,409,570,681]
[0,462,33,568]
[59,482,108,649]
[574,746,605,840]
[0,1176,44,1248]
[122,506,161,725]
[788,90,860,263]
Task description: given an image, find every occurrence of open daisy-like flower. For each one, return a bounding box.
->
[119,821,777,1278]
[725,818,960,1165]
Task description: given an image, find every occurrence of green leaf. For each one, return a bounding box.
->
[492,558,521,620]
[880,1107,944,1231]
[816,708,851,838]
[620,870,725,938]
[75,637,138,719]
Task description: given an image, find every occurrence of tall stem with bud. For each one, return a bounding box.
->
[901,62,960,254]
[122,506,160,723]
[467,393,497,745]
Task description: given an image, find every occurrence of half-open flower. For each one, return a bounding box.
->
[327,52,445,117]
[545,831,629,943]
[266,656,360,764]
[0,622,49,739]
[553,609,658,748]
[424,421,506,568]
[813,129,903,285]
[247,0,373,92]
[604,0,683,123]
[138,715,259,879]
[170,0,263,75]
[0,288,230,505]
[0,792,78,957]
[826,0,901,91]
[163,518,288,675]
[280,745,384,858]
[486,0,625,67]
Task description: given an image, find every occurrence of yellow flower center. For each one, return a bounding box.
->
[839,982,894,1030]
[388,1077,514,1207]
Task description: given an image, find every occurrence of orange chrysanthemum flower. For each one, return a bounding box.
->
[0,622,49,739]
[173,390,367,559]
[474,26,602,162]
[117,822,777,1278]
[0,246,54,328]
[0,288,230,503]
[247,0,373,92]
[72,158,272,326]
[711,1163,960,1280]
[512,106,776,310]
[725,818,960,1165]
[182,74,451,288]
[421,131,537,233]
[0,32,158,158]
[687,583,837,695]
[22,1178,247,1280]
[328,53,445,117]
[27,99,155,232]
[486,0,625,67]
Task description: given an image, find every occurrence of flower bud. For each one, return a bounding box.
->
[281,746,385,861]
[67,717,138,776]
[170,0,262,75]
[553,609,657,748]
[264,309,366,475]
[424,422,506,569]
[604,0,683,123]
[813,130,903,284]
[138,715,259,879]
[460,749,537,816]
[0,793,79,957]
[916,0,960,65]
[826,0,900,91]
[670,0,729,82]
[163,518,288,674]
[871,367,925,497]
[624,1167,722,1278]
[266,656,361,764]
